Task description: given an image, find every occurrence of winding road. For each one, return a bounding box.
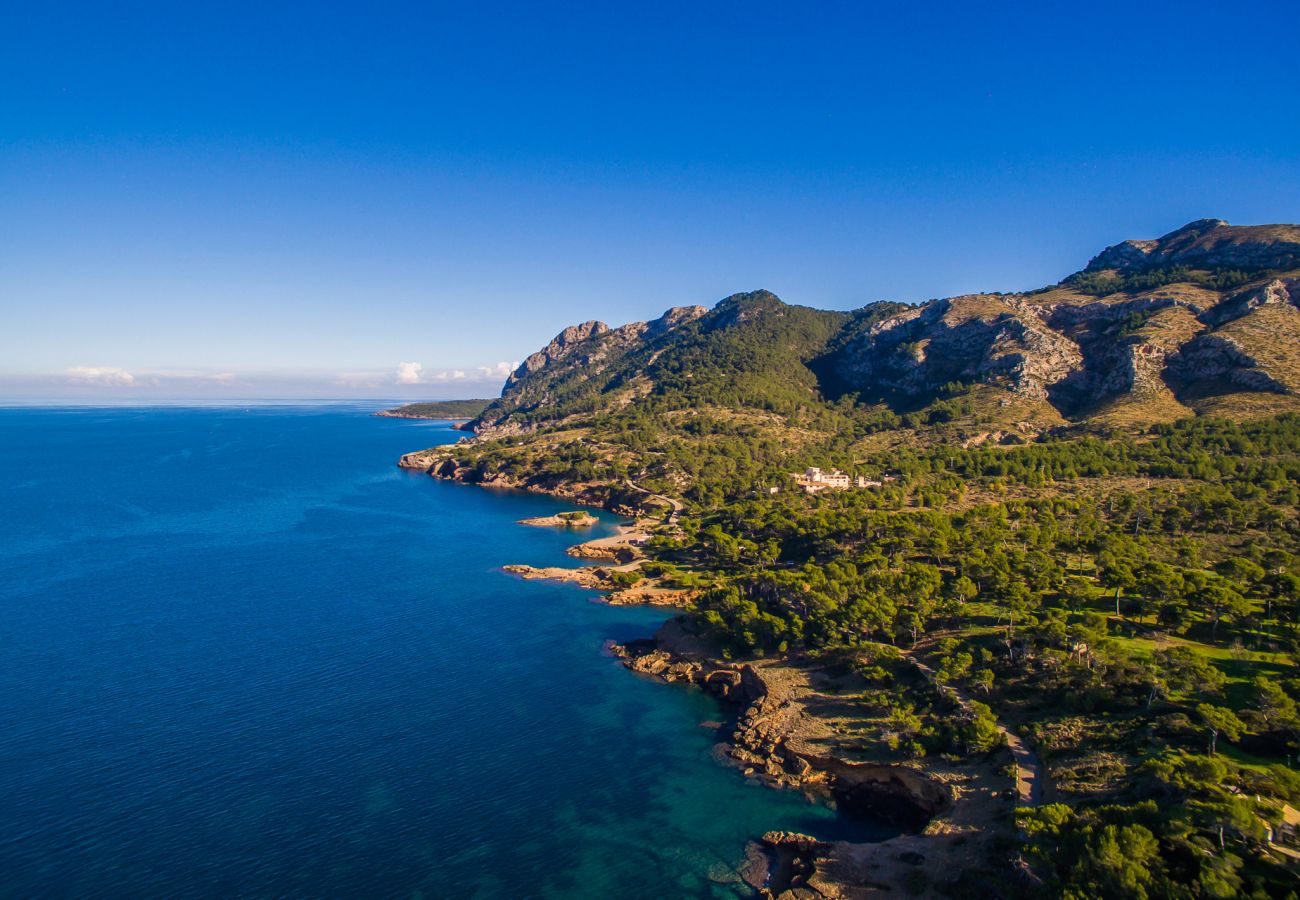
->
[622,480,684,525]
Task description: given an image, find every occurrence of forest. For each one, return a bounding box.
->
[662,414,1300,898]
[445,409,1300,896]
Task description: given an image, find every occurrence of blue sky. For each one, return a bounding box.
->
[3,1,1298,399]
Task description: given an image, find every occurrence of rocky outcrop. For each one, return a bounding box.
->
[502,564,613,590]
[829,295,1083,402]
[517,512,598,528]
[612,636,953,830]
[503,320,610,391]
[1202,277,1299,326]
[565,540,639,563]
[397,450,660,517]
[1166,334,1291,396]
[748,832,827,898]
[1085,219,1300,273]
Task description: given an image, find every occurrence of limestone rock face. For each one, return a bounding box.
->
[1167,334,1290,395]
[829,295,1085,402]
[472,304,709,432]
[1203,277,1299,326]
[504,320,610,391]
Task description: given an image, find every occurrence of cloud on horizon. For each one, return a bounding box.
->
[387,360,518,386]
[66,366,137,386]
[478,361,518,379]
[0,362,516,400]
[394,361,424,384]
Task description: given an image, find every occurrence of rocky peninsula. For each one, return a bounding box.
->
[516,510,598,528]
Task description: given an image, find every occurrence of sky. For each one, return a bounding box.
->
[3,1,1298,400]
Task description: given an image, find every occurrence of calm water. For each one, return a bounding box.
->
[0,406,882,898]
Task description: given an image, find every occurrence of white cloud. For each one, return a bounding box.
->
[478,361,519,378]
[66,366,136,386]
[394,361,424,384]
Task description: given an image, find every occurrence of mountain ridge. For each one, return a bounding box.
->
[470,220,1300,438]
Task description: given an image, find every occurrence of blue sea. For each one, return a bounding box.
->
[0,406,882,898]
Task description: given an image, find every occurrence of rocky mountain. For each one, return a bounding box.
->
[471,292,850,432]
[1084,218,1300,273]
[470,220,1300,436]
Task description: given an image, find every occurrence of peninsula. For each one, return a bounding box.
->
[375,399,493,421]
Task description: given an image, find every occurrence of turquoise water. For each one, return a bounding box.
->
[0,406,883,898]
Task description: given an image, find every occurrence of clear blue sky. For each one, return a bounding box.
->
[3,1,1298,399]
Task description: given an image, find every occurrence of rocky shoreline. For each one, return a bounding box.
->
[612,621,1023,898]
[400,449,1019,897]
[374,412,474,425]
[516,511,599,528]
[398,449,660,517]
[611,623,953,822]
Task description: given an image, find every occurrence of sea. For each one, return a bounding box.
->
[0,405,885,898]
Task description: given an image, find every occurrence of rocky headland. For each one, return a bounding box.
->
[610,621,1025,898]
[398,449,662,517]
[516,511,598,528]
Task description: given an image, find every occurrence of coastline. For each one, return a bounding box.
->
[397,448,677,519]
[373,412,472,425]
[613,623,1024,898]
[400,447,1024,897]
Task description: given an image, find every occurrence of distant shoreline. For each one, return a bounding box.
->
[373,410,471,425]
[375,399,492,421]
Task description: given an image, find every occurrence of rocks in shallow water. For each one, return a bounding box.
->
[704,668,742,697]
[761,831,823,851]
[501,564,610,590]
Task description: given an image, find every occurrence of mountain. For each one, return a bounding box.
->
[471,293,860,433]
[470,219,1300,438]
[1083,218,1300,273]
[399,220,1300,899]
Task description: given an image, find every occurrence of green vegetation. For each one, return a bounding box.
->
[454,410,1300,894]
[653,413,1300,897]
[411,240,1300,893]
[381,398,493,418]
[1064,265,1266,296]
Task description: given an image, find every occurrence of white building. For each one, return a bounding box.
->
[796,467,851,490]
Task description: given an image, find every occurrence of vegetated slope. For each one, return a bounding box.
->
[471,291,859,431]
[377,399,493,419]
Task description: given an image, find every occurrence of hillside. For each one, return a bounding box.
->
[464,219,1300,445]
[399,220,1300,898]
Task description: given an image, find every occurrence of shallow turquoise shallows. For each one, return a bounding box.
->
[0,406,885,898]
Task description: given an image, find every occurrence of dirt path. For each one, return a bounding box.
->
[621,480,682,525]
[904,653,1045,805]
